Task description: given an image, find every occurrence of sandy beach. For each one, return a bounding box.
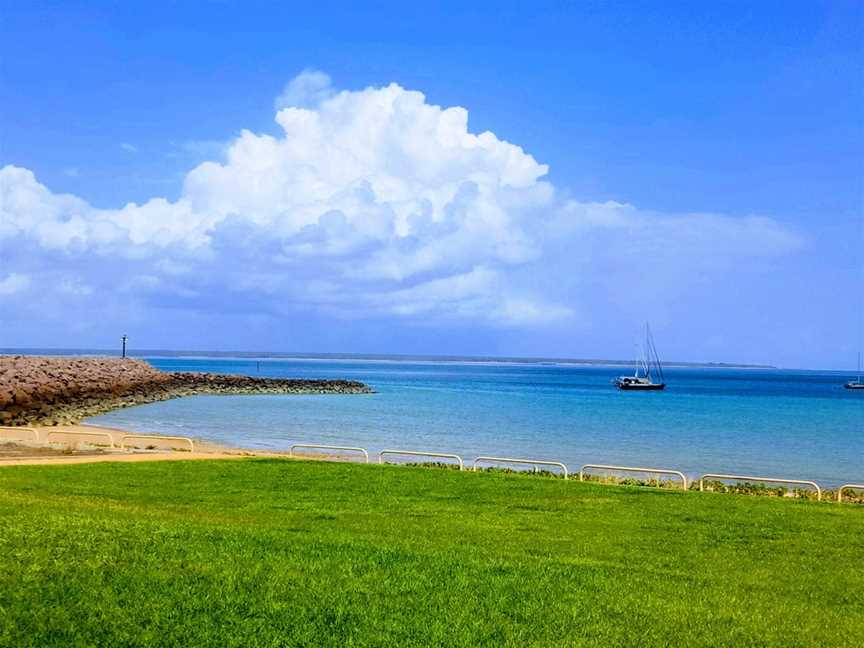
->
[0,423,363,467]
[0,355,373,466]
[0,423,243,464]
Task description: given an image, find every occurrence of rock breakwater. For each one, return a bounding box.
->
[0,356,373,426]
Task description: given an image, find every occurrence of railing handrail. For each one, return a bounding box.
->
[10,424,851,505]
[0,426,39,442]
[837,484,864,503]
[580,464,688,489]
[45,429,114,449]
[121,434,194,452]
[699,473,822,501]
[378,449,464,470]
[472,456,568,479]
[289,444,369,463]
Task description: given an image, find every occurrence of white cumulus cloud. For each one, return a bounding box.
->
[274,69,337,110]
[0,71,803,332]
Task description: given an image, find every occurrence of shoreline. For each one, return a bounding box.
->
[0,348,780,370]
[2,423,860,502]
[0,423,359,466]
[2,354,858,495]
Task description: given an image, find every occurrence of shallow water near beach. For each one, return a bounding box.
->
[87,357,863,485]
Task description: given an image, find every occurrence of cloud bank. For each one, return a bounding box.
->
[0,70,802,343]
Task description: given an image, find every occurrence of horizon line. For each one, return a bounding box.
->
[0,346,797,371]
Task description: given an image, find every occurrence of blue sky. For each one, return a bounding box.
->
[1,1,862,369]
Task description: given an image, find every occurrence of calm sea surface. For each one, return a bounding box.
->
[87,357,863,485]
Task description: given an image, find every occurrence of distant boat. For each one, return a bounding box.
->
[615,324,666,391]
[845,352,864,390]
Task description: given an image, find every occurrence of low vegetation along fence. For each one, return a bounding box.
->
[473,456,569,479]
[580,464,688,490]
[379,449,464,470]
[289,441,862,504]
[699,473,822,500]
[837,484,864,503]
[2,426,859,504]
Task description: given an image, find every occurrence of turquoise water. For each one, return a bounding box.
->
[87,357,863,486]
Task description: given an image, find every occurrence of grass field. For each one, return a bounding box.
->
[0,459,862,647]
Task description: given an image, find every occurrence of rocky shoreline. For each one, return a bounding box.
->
[0,356,373,427]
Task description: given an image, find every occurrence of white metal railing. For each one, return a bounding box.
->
[472,456,568,479]
[6,421,853,506]
[699,473,822,501]
[837,484,864,503]
[378,449,464,470]
[45,429,115,448]
[580,464,688,489]
[289,444,369,463]
[0,426,39,443]
[121,434,194,452]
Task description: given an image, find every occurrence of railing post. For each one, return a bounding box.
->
[699,473,822,501]
[378,449,464,470]
[289,444,369,463]
[837,484,864,503]
[579,464,688,490]
[472,456,569,479]
[121,435,194,452]
[45,430,114,448]
[0,426,39,443]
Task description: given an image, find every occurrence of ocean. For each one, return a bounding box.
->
[86,356,863,486]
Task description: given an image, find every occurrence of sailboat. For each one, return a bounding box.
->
[845,352,863,389]
[615,323,666,391]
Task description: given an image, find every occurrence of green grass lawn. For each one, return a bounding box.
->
[0,459,862,647]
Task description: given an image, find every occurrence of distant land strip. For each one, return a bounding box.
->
[0,356,373,427]
[0,349,777,370]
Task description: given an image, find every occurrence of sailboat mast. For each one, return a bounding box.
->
[653,333,665,384]
[615,322,666,390]
[644,324,651,380]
